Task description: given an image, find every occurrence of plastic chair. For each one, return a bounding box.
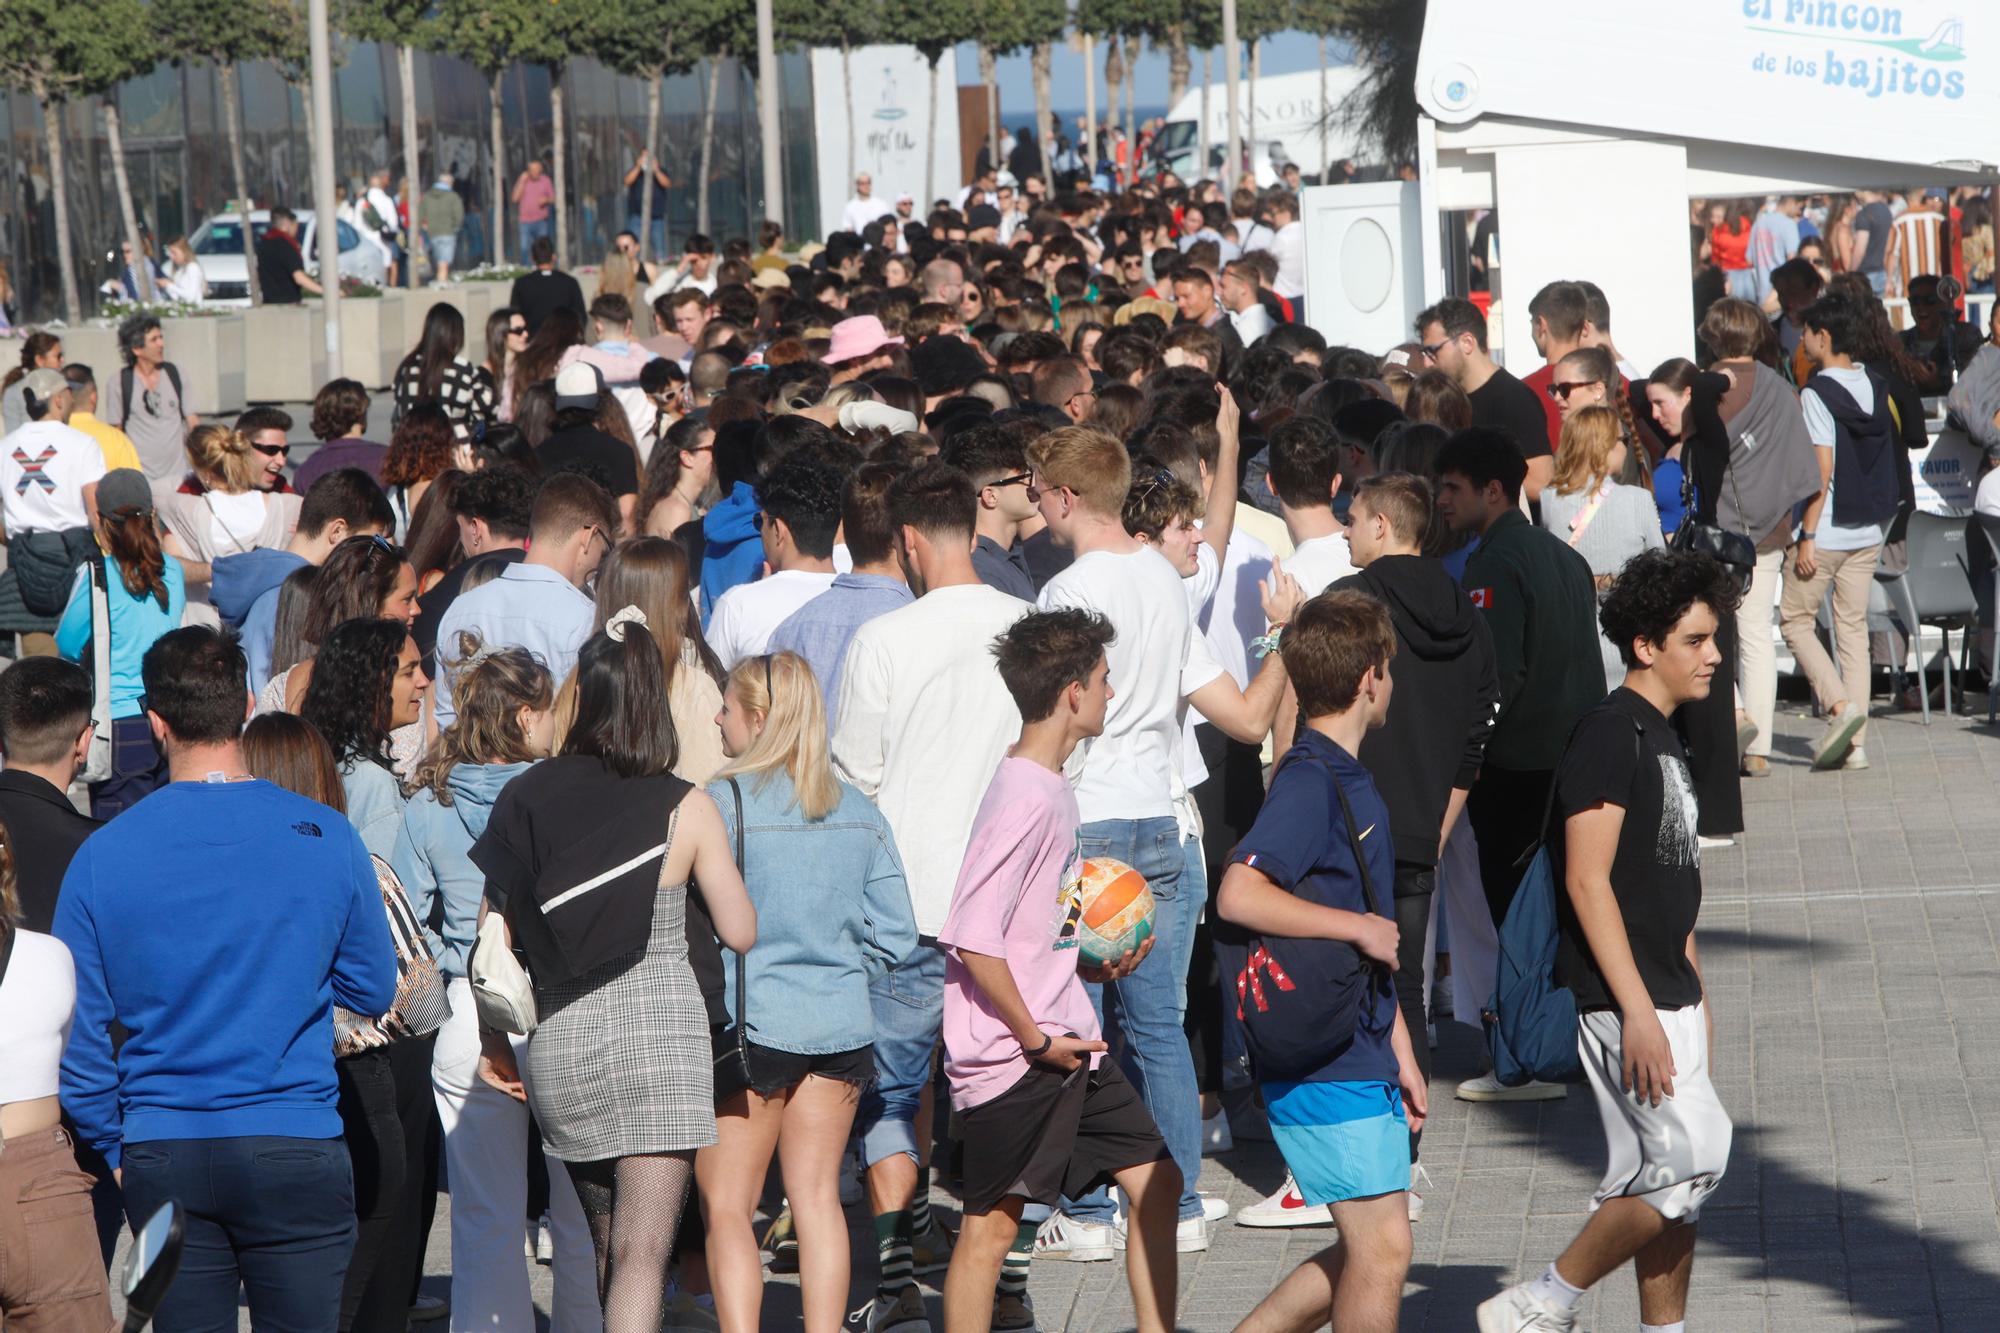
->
[1877,511,1981,725]
[1974,511,2000,723]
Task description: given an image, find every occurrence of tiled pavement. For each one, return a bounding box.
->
[130,696,2000,1329]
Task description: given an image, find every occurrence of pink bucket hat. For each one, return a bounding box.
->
[824,314,903,366]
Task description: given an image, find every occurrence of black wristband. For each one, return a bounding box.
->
[1024,1031,1054,1059]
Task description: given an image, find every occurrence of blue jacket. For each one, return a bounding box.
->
[210,548,307,631]
[709,771,917,1055]
[54,780,396,1167]
[700,481,763,622]
[392,760,533,977]
[340,756,408,861]
[56,555,188,719]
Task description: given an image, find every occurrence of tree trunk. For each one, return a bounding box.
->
[1248,39,1260,177]
[698,56,721,236]
[104,97,154,303]
[1199,48,1211,180]
[639,69,662,266]
[842,40,856,190]
[41,91,83,324]
[488,70,506,265]
[924,55,939,206]
[1082,32,1097,182]
[1222,1,1240,185]
[1124,33,1139,163]
[978,45,999,180]
[1031,41,1054,176]
[1317,34,1328,181]
[1166,25,1190,108]
[550,71,569,267]
[1103,39,1123,185]
[219,63,261,305]
[400,44,422,286]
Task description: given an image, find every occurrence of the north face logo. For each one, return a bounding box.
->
[293,821,322,837]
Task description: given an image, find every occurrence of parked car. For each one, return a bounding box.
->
[185,209,386,305]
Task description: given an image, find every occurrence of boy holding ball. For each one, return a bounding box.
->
[1218,590,1431,1331]
[937,608,1182,1333]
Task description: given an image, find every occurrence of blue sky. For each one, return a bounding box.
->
[955,33,1347,117]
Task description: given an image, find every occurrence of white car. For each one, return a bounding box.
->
[186,209,388,306]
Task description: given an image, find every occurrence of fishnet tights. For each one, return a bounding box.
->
[565,1152,695,1332]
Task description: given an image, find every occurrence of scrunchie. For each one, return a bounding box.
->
[604,604,650,643]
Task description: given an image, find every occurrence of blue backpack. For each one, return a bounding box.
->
[1481,718,1640,1087]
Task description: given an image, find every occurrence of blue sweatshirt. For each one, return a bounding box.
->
[54,780,396,1167]
[700,481,764,622]
[210,548,308,631]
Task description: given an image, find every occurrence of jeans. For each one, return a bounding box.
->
[518,217,553,262]
[1390,865,1434,1161]
[119,1135,356,1333]
[1780,541,1881,747]
[1066,817,1203,1224]
[335,1034,437,1333]
[427,234,457,269]
[624,213,668,261]
[431,979,599,1333]
[857,941,946,1170]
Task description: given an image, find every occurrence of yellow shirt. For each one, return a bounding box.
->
[68,411,143,475]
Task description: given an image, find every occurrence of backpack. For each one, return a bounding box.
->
[1483,716,1642,1087]
[118,361,184,432]
[1223,749,1391,1082]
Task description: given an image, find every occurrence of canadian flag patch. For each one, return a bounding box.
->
[1469,586,1493,609]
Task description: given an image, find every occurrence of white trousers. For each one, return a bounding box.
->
[1736,547,1785,759]
[433,977,602,1333]
[1437,815,1497,1028]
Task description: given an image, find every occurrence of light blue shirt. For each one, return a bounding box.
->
[431,562,594,726]
[57,555,188,718]
[241,582,283,694]
[767,572,912,715]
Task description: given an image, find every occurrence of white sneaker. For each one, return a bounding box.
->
[1200,1110,1234,1155]
[1113,1214,1210,1253]
[1234,1173,1334,1228]
[1475,1283,1579,1332]
[846,1284,930,1333]
[1843,745,1870,771]
[1456,1073,1567,1102]
[1032,1211,1116,1262]
[1407,1164,1432,1223]
[1199,1192,1229,1223]
[1812,706,1866,770]
[535,1213,553,1263]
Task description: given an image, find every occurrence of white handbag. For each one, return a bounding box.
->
[468,910,537,1035]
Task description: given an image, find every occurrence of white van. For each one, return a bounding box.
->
[1154,66,1371,184]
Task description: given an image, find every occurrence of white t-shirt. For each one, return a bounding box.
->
[642,267,717,308]
[1038,546,1191,823]
[831,582,1028,933]
[841,196,895,234]
[1179,527,1276,781]
[0,929,74,1103]
[707,569,838,667]
[1230,302,1275,346]
[1269,220,1306,299]
[0,421,107,533]
[1285,529,1357,597]
[1799,365,1886,552]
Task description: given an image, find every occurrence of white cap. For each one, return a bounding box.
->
[554,361,603,411]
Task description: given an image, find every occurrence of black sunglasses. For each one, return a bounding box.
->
[1547,381,1600,401]
[252,442,290,458]
[990,471,1034,490]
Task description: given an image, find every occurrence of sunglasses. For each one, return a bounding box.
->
[252,442,290,458]
[1420,339,1451,359]
[508,323,529,335]
[990,471,1034,491]
[1547,381,1600,401]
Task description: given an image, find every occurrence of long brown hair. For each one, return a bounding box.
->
[1825,272,1933,389]
[412,632,554,804]
[101,508,170,609]
[242,713,348,812]
[3,332,60,393]
[591,537,725,690]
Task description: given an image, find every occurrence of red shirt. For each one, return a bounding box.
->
[1710,221,1751,272]
[1520,363,1564,455]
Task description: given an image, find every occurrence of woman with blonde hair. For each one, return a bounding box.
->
[697,650,916,1333]
[598,249,638,304]
[161,423,304,586]
[1538,403,1665,690]
[163,237,207,304]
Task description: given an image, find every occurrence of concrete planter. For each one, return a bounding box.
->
[56,325,122,384]
[337,292,405,391]
[399,285,495,357]
[245,304,328,404]
[161,314,243,415]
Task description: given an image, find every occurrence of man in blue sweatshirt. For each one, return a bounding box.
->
[55,626,395,1332]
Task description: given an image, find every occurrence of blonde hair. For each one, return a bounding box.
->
[1027,425,1131,518]
[1552,404,1624,496]
[185,424,262,494]
[714,651,840,821]
[167,238,196,269]
[599,250,637,300]
[412,632,555,803]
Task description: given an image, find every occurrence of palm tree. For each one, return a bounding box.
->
[1325,0,1424,168]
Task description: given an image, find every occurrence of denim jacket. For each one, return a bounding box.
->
[340,757,408,862]
[390,761,534,978]
[709,770,918,1055]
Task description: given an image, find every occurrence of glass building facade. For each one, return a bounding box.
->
[1,42,821,322]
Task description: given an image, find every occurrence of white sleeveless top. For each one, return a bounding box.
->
[0,929,75,1103]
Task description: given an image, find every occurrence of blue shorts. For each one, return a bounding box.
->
[1263,1080,1410,1205]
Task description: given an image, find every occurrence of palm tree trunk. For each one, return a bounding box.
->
[1199,48,1211,179]
[1317,34,1328,181]
[1031,41,1054,173]
[978,46,999,178]
[1249,39,1261,176]
[639,69,662,266]
[104,97,154,303]
[924,55,939,206]
[219,63,261,305]
[1104,39,1123,185]
[41,91,83,324]
[488,69,506,264]
[400,44,422,285]
[841,41,856,190]
[550,70,569,267]
[1082,32,1097,182]
[1123,34,1139,165]
[1166,25,1190,107]
[698,57,721,236]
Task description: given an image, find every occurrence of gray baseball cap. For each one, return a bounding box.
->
[96,468,155,517]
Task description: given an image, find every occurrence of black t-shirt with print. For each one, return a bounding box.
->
[1552,688,1704,1013]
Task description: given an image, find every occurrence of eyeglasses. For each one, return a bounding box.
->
[1065,388,1098,411]
[1547,381,1600,401]
[366,534,397,555]
[251,441,290,458]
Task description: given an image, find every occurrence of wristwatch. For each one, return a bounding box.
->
[1799,530,1818,542]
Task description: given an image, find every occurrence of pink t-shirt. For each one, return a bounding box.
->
[517,174,555,223]
[939,756,1102,1112]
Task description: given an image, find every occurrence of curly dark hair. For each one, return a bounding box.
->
[300,617,409,770]
[381,402,456,488]
[756,453,846,559]
[1600,549,1743,670]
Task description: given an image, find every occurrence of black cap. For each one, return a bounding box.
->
[967,204,1002,231]
[911,336,988,398]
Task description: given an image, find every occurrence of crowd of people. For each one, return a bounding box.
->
[4,163,1996,1333]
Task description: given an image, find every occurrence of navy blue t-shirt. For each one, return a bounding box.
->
[1228,730,1398,1084]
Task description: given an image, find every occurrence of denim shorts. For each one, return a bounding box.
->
[427,235,457,266]
[856,940,945,1169]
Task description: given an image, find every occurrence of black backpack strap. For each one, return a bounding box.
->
[164,362,183,411]
[118,364,135,431]
[1329,776,1388,920]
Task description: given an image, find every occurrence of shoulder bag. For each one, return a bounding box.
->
[1668,451,1755,590]
[470,900,538,1036]
[335,855,453,1056]
[709,778,757,1103]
